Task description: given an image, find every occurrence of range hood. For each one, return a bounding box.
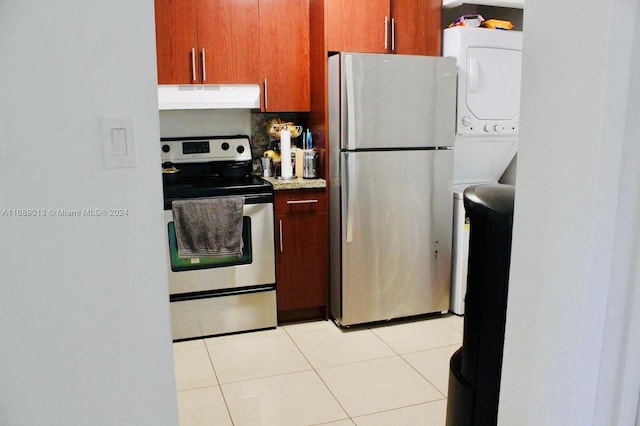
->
[157,84,261,110]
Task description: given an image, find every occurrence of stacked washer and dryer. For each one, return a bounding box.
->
[444,26,523,315]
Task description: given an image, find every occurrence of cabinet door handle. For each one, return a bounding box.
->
[391,18,395,52]
[264,78,269,110]
[286,199,318,205]
[384,16,388,50]
[279,219,283,252]
[191,48,196,82]
[201,48,206,82]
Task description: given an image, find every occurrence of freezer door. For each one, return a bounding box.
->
[341,53,456,150]
[337,150,453,326]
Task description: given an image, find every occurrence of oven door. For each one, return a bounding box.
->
[164,194,276,340]
[164,194,275,295]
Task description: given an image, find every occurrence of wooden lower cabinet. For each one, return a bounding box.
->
[274,189,328,323]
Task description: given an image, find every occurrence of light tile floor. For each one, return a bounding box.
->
[173,314,463,426]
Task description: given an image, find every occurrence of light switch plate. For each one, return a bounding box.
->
[101,117,137,169]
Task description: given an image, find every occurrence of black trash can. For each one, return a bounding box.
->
[446,184,515,426]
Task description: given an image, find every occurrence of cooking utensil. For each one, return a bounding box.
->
[303,150,318,179]
[260,156,273,177]
[162,162,180,183]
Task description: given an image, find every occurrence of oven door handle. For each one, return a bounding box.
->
[164,193,273,210]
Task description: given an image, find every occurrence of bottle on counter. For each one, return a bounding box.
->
[294,147,304,178]
[302,130,318,179]
[303,149,318,179]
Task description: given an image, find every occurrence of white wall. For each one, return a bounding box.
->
[159,110,250,138]
[0,2,178,425]
[499,0,640,425]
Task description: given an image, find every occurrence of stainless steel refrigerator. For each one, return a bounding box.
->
[328,52,456,326]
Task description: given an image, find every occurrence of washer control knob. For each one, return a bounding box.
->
[221,142,230,151]
[461,116,472,127]
[161,144,171,153]
[237,145,245,154]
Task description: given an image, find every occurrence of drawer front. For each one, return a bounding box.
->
[170,289,277,341]
[275,189,327,214]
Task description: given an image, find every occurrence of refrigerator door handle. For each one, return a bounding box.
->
[345,152,356,243]
[469,56,479,93]
[345,54,356,151]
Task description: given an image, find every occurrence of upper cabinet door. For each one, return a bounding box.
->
[391,0,442,55]
[259,0,310,111]
[327,0,390,53]
[326,0,440,56]
[155,0,198,84]
[197,0,260,84]
[154,0,259,84]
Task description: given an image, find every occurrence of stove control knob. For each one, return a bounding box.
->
[162,144,171,153]
[484,124,493,132]
[494,124,502,133]
[236,145,245,154]
[221,142,230,151]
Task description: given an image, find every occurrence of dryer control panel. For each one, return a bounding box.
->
[458,117,519,136]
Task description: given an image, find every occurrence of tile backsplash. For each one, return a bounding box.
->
[159,109,251,138]
[250,112,308,158]
[250,112,309,174]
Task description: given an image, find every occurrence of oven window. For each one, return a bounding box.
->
[168,217,252,271]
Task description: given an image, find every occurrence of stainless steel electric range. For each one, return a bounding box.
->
[161,135,276,341]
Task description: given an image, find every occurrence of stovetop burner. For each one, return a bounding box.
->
[164,175,271,194]
[161,135,273,209]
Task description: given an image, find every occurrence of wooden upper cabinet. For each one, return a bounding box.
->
[326,0,441,56]
[391,0,442,55]
[154,0,260,84]
[259,0,310,112]
[198,0,260,84]
[327,0,390,53]
[155,0,198,84]
[154,0,309,111]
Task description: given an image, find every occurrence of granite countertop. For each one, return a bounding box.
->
[261,176,327,191]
